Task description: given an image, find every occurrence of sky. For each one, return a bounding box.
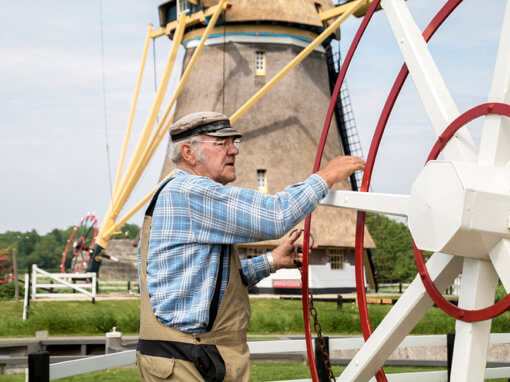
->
[0,0,507,235]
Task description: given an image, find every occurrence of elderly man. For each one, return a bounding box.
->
[136,111,365,381]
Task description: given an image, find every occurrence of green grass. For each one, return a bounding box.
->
[1,364,508,381]
[0,300,140,337]
[2,298,510,337]
[0,364,448,382]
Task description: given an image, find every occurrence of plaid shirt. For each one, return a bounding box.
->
[143,168,328,333]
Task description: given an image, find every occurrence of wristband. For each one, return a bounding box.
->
[266,252,276,273]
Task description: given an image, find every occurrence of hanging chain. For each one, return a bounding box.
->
[296,251,336,382]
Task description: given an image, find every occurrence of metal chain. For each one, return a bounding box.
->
[296,260,336,381]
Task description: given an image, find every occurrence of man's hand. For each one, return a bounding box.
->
[316,155,365,187]
[271,229,304,270]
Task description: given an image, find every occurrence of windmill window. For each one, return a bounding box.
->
[177,0,191,15]
[329,249,344,270]
[255,51,266,76]
[257,169,267,193]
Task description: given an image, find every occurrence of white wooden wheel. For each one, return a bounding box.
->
[319,0,510,380]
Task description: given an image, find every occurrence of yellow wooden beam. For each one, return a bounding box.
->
[111,17,185,214]
[96,15,186,248]
[105,0,227,239]
[98,2,230,248]
[153,0,228,141]
[151,2,231,39]
[104,170,174,239]
[112,23,153,199]
[229,0,365,124]
[319,0,380,21]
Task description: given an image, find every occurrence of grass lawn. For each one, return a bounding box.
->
[2,298,510,337]
[1,364,508,381]
[0,364,449,382]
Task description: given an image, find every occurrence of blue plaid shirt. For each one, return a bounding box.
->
[143,168,328,333]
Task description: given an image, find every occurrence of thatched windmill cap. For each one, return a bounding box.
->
[170,111,242,142]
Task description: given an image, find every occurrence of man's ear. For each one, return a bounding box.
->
[181,142,196,166]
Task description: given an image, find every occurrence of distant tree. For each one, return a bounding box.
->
[0,227,76,273]
[0,231,24,252]
[365,213,416,284]
[27,232,66,272]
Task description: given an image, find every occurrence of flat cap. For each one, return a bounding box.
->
[169,111,242,142]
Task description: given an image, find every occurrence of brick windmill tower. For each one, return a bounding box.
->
[158,0,375,293]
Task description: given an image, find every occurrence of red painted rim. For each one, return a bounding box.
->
[415,102,510,322]
[301,0,383,380]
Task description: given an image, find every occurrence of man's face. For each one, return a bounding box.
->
[193,134,240,185]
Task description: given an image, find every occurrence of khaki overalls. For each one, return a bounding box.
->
[136,180,251,381]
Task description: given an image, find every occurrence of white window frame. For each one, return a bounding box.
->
[257,169,267,193]
[255,51,266,76]
[328,249,345,270]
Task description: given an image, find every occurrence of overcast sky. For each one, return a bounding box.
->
[0,0,506,235]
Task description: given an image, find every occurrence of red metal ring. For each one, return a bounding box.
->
[61,214,98,273]
[415,102,510,322]
[301,1,383,380]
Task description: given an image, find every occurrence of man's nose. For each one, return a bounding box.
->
[227,144,239,155]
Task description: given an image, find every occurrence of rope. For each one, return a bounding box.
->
[98,0,114,198]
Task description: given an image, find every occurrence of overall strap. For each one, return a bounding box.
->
[145,177,173,217]
[206,245,226,332]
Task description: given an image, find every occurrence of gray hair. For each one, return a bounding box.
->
[169,135,206,164]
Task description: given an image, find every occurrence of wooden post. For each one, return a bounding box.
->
[12,248,19,302]
[23,272,30,320]
[28,351,49,382]
[447,332,455,382]
[314,336,331,382]
[337,294,343,310]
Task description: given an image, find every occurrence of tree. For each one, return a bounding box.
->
[365,213,416,284]
[27,233,65,272]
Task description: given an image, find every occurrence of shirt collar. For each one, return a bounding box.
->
[174,168,191,177]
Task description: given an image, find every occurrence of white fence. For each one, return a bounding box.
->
[97,280,139,293]
[48,333,510,381]
[31,264,96,301]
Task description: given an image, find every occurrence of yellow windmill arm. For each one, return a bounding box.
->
[112,23,153,199]
[96,1,230,249]
[143,0,231,160]
[96,15,186,248]
[103,171,174,239]
[102,1,228,243]
[319,0,381,21]
[150,2,231,39]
